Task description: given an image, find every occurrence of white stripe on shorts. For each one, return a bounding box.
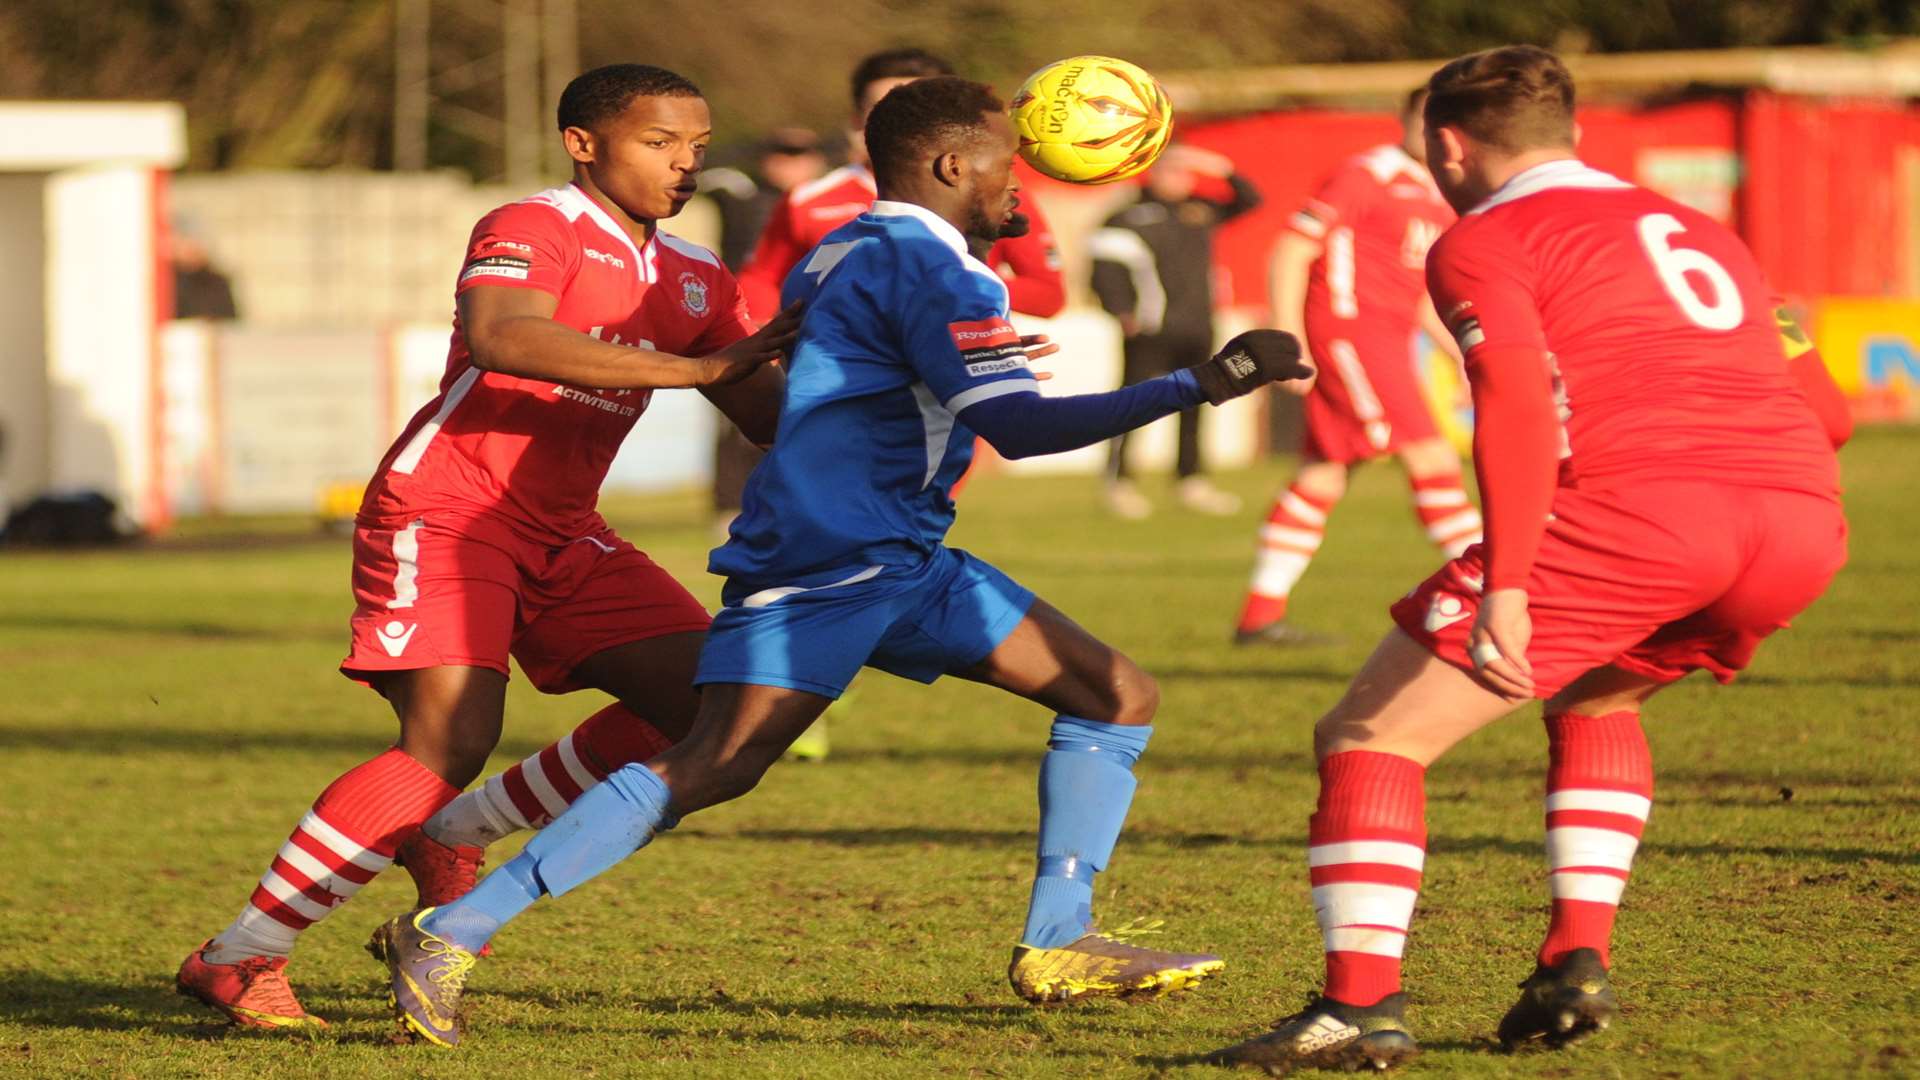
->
[386,518,425,610]
[738,564,885,610]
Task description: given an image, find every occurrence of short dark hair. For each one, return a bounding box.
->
[1425,46,1574,152]
[1402,85,1429,118]
[558,64,702,131]
[850,47,955,109]
[864,76,1004,187]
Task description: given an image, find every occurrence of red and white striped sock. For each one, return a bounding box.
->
[1538,710,1652,969]
[1409,472,1483,557]
[1237,483,1337,631]
[422,703,676,848]
[205,747,457,963]
[1309,750,1427,1006]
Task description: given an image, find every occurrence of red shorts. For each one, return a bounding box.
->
[1391,482,1846,699]
[341,511,711,694]
[1301,320,1440,464]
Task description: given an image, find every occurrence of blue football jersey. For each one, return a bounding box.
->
[711,201,1039,583]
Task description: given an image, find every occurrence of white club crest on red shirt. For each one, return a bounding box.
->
[679,271,709,317]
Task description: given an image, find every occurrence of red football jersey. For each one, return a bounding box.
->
[735,163,1065,320]
[1426,159,1837,497]
[361,183,755,545]
[1290,145,1453,333]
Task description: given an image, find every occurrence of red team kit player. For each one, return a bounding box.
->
[176,65,799,1028]
[1236,87,1482,645]
[736,47,1066,324]
[1208,46,1850,1073]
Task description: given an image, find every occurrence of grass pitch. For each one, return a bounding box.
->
[0,429,1914,1078]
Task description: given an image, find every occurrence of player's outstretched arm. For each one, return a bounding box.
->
[700,361,785,446]
[460,287,798,390]
[960,330,1308,459]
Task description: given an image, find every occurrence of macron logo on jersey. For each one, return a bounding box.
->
[949,318,1028,377]
[584,247,626,269]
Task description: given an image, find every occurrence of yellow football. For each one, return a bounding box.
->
[1010,56,1174,184]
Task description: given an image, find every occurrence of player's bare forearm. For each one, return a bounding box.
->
[701,363,786,446]
[1268,233,1319,340]
[1466,346,1561,591]
[468,314,714,388]
[459,287,716,389]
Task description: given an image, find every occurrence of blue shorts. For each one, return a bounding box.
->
[694,547,1036,699]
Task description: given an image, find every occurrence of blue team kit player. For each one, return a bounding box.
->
[369,75,1310,1047]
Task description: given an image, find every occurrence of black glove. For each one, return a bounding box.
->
[1188,329,1309,405]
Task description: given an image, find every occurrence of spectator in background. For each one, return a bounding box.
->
[701,129,828,534]
[1090,145,1261,519]
[701,128,828,270]
[171,214,239,320]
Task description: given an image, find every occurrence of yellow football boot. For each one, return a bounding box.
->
[1009,920,1224,1004]
[367,908,475,1047]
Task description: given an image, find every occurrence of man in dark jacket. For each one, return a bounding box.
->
[171,216,239,320]
[1090,144,1260,518]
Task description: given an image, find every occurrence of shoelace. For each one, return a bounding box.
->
[1094,918,1167,944]
[234,956,305,1015]
[422,936,477,997]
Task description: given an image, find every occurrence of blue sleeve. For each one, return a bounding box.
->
[958,369,1207,459]
[895,257,1040,412]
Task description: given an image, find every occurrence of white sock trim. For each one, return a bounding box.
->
[1312,882,1418,930]
[1308,840,1426,872]
[1550,870,1629,904]
[518,755,570,820]
[1546,826,1641,871]
[206,905,303,963]
[554,733,599,792]
[1323,925,1407,958]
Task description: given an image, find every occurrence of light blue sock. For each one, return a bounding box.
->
[1020,716,1151,949]
[421,763,677,952]
[422,855,541,951]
